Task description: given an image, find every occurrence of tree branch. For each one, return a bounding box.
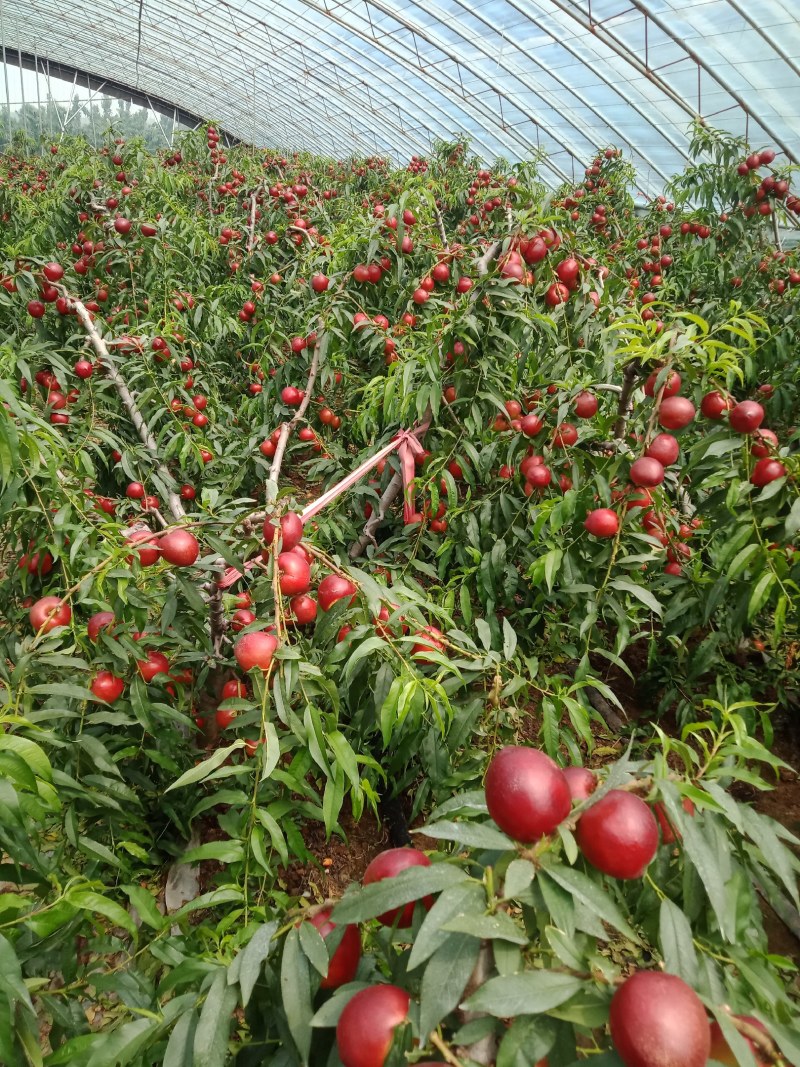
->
[66,294,186,522]
[474,239,503,278]
[429,1033,465,1067]
[208,584,228,659]
[731,1014,783,1065]
[457,941,496,1066]
[288,224,316,245]
[614,361,641,440]
[348,470,403,559]
[246,182,264,253]
[433,203,450,252]
[266,331,325,504]
[348,404,433,559]
[585,684,627,733]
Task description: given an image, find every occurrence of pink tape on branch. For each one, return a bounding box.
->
[217,426,424,590]
[218,564,250,590]
[396,433,426,523]
[300,434,400,523]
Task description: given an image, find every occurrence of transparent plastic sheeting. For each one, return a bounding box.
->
[0,0,799,194]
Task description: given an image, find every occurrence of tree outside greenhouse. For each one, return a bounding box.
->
[0,102,799,1067]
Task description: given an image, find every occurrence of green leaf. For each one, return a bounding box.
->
[416,819,514,851]
[0,934,34,1013]
[700,437,741,459]
[181,840,245,865]
[193,969,237,1067]
[450,1017,497,1047]
[298,920,329,978]
[235,921,278,1008]
[739,805,800,909]
[342,636,387,684]
[310,985,372,1029]
[727,542,759,580]
[327,730,362,793]
[85,1018,158,1067]
[785,497,800,540]
[408,882,487,971]
[709,1011,760,1067]
[747,571,775,621]
[261,721,282,780]
[502,618,517,660]
[545,927,585,971]
[544,547,563,593]
[254,808,289,866]
[163,1009,198,1067]
[475,618,492,650]
[419,933,480,1039]
[281,927,313,1064]
[543,867,640,944]
[166,742,245,791]
[29,682,93,701]
[660,786,732,941]
[24,900,78,939]
[332,864,471,925]
[0,404,19,486]
[609,578,662,616]
[462,971,583,1016]
[503,859,535,900]
[121,885,164,931]
[66,889,138,939]
[658,898,698,984]
[497,1016,555,1067]
[0,736,51,781]
[443,911,528,944]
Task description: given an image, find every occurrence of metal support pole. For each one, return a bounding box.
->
[34,50,42,145]
[17,29,26,139]
[0,0,13,142]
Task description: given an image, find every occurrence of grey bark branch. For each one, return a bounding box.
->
[475,239,503,277]
[267,330,325,504]
[614,361,641,440]
[246,183,263,253]
[348,404,433,559]
[586,684,627,733]
[433,203,450,252]
[348,471,403,559]
[67,295,187,523]
[208,585,228,659]
[457,941,496,1066]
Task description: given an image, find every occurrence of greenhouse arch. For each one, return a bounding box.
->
[1,0,799,190]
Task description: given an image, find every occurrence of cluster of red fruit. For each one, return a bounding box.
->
[28,589,194,706]
[483,391,589,495]
[586,380,780,559]
[290,743,767,1067]
[735,147,799,218]
[20,361,82,426]
[486,746,660,872]
[498,227,576,308]
[230,513,352,674]
[700,392,786,485]
[25,260,66,321]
